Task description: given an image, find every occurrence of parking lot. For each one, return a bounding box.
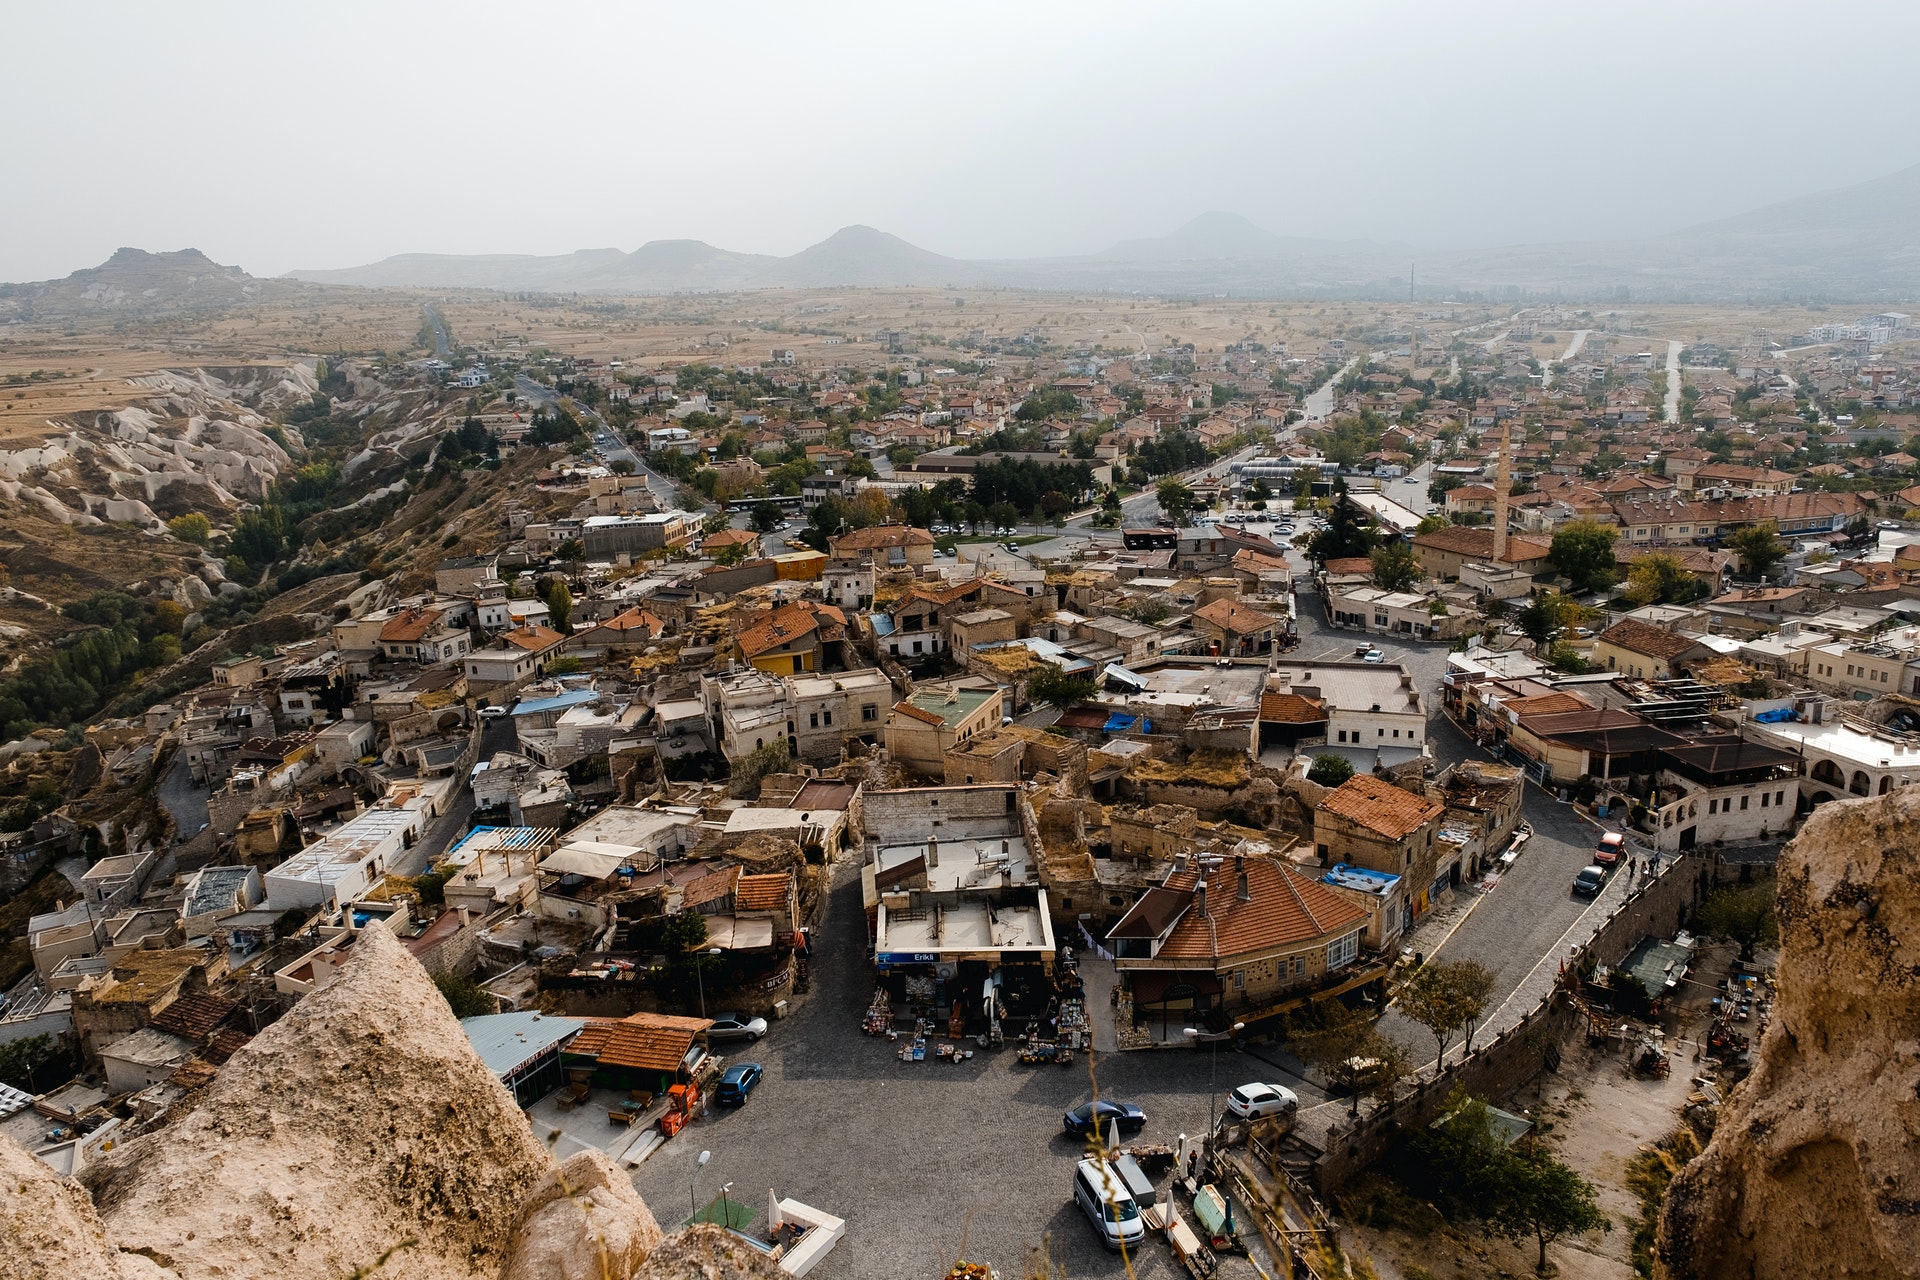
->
[627,864,1290,1280]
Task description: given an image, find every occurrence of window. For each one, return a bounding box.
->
[1740,795,1748,811]
[1326,931,1360,971]
[1760,792,1769,808]
[1392,729,1400,739]
[1291,955,1306,977]
[1337,730,1347,743]
[1776,790,1785,805]
[1707,798,1717,814]
[809,713,819,729]
[823,710,832,726]
[1378,728,1384,738]
[912,641,922,654]
[862,704,878,722]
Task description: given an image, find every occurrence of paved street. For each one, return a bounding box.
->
[628,865,1289,1280]
[1284,582,1637,1072]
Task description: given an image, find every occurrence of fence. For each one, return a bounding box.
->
[1311,852,1708,1193]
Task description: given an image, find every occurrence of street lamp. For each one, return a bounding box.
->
[695,946,722,1017]
[720,1181,735,1228]
[691,1150,711,1224]
[1183,1022,1245,1135]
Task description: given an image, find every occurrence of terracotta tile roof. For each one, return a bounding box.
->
[1231,548,1290,574]
[734,872,791,913]
[1318,774,1444,840]
[567,1012,712,1073]
[1152,858,1368,961]
[377,607,445,643]
[503,624,566,652]
[204,1027,252,1064]
[149,991,236,1041]
[1192,597,1278,636]
[1410,526,1551,565]
[1499,692,1593,717]
[1596,619,1707,661]
[680,864,740,911]
[1259,692,1327,724]
[596,607,665,637]
[701,528,759,548]
[830,525,935,552]
[735,602,824,658]
[1323,557,1374,575]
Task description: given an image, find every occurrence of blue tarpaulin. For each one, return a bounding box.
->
[1752,707,1795,723]
[1104,713,1137,733]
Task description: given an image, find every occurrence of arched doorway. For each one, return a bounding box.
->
[1850,771,1871,796]
[1810,759,1845,788]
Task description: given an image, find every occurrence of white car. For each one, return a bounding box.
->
[1361,648,1385,664]
[706,1012,768,1042]
[1226,1082,1299,1121]
[478,705,510,719]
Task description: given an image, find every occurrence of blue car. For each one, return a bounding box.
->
[1063,1099,1147,1139]
[715,1062,763,1107]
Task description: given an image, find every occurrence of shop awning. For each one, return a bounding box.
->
[1128,971,1224,1004]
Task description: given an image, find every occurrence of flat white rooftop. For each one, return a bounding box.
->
[875,835,1034,893]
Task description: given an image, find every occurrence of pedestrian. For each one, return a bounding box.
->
[1628,856,1637,878]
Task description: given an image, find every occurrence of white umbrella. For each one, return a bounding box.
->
[768,1188,784,1231]
[1107,1117,1122,1153]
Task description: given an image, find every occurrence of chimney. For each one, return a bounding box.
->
[1236,856,1251,903]
[1492,422,1511,565]
[926,837,939,868]
[1195,880,1209,918]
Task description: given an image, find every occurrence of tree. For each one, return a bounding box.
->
[1301,481,1378,565]
[0,1033,64,1092]
[1622,552,1698,606]
[1489,1147,1611,1274]
[750,501,782,533]
[1397,960,1496,1063]
[1156,478,1197,525]
[1246,477,1273,505]
[1692,880,1779,960]
[1547,519,1619,592]
[1415,513,1449,536]
[543,578,573,633]
[1307,752,1355,787]
[731,738,791,798]
[1727,521,1788,579]
[1026,662,1098,708]
[433,972,495,1018]
[609,458,636,476]
[1292,1003,1409,1116]
[167,512,211,544]
[1370,542,1421,593]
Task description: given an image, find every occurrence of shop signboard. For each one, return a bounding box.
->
[878,951,940,965]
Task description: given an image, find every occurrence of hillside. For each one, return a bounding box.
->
[0,248,295,318]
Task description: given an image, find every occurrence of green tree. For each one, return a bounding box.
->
[555,539,585,564]
[166,512,211,544]
[1547,519,1619,592]
[1397,959,1496,1062]
[1622,552,1697,606]
[731,739,791,797]
[1292,1002,1409,1116]
[433,972,494,1019]
[1026,662,1098,708]
[1246,477,1273,506]
[1415,513,1449,535]
[0,1034,63,1092]
[1692,879,1779,960]
[1726,521,1788,578]
[1307,753,1355,787]
[543,578,573,633]
[1156,478,1197,525]
[1370,542,1421,593]
[750,501,782,533]
[609,458,636,476]
[1489,1147,1611,1274]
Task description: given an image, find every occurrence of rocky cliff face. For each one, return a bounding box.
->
[1657,789,1920,1280]
[0,925,775,1280]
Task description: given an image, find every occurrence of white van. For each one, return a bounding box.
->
[1073,1158,1146,1251]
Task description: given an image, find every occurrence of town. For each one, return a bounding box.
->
[3,283,1915,1279]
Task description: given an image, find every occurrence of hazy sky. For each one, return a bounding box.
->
[6,0,1917,280]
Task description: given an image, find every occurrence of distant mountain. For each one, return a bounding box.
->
[0,247,277,316]
[31,164,1920,305]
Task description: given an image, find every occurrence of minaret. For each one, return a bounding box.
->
[1492,422,1511,565]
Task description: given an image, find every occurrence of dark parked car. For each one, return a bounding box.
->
[1063,1100,1147,1139]
[1573,865,1607,897]
[715,1062,763,1106]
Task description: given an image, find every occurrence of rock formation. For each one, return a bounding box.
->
[0,924,741,1280]
[1657,789,1920,1280]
